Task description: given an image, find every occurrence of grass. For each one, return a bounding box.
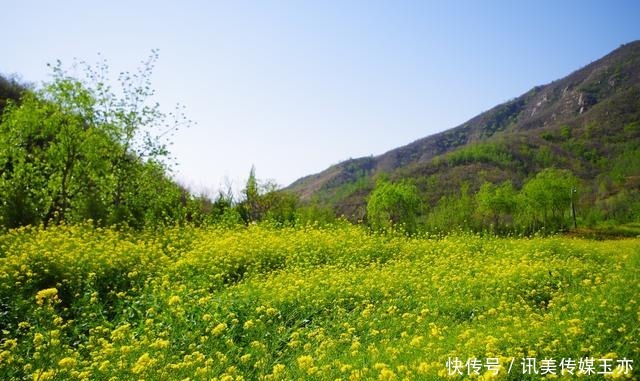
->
[571,223,640,240]
[0,223,638,380]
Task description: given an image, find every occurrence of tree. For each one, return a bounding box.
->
[367,179,421,233]
[242,166,261,222]
[425,182,475,233]
[475,180,517,232]
[519,168,579,232]
[261,189,298,225]
[79,51,189,226]
[0,78,109,227]
[238,166,299,225]
[0,52,189,229]
[294,200,336,225]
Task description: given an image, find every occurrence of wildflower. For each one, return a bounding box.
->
[272,363,285,375]
[98,360,110,372]
[151,339,170,349]
[110,323,131,342]
[32,369,56,380]
[2,339,17,350]
[58,357,77,368]
[212,322,227,336]
[35,288,58,305]
[0,350,14,364]
[297,355,314,370]
[429,323,440,337]
[132,352,155,374]
[379,367,396,380]
[18,322,31,330]
[33,333,45,346]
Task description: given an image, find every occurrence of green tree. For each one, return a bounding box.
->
[238,167,299,225]
[366,179,421,233]
[426,183,475,233]
[242,166,261,223]
[81,51,188,226]
[475,180,517,232]
[295,200,336,225]
[0,77,110,227]
[261,189,298,225]
[519,168,579,232]
[0,52,189,229]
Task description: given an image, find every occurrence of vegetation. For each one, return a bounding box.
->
[236,166,299,226]
[0,224,638,380]
[285,41,640,231]
[475,180,517,232]
[0,43,639,381]
[3,43,640,234]
[519,169,578,232]
[0,74,25,115]
[0,71,312,230]
[0,54,191,229]
[437,142,514,169]
[367,179,421,233]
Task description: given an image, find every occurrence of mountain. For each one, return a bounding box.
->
[286,41,640,220]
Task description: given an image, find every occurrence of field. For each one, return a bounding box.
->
[0,224,638,380]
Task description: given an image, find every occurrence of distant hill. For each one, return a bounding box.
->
[0,74,26,116]
[286,41,640,221]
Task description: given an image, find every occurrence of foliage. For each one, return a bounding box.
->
[366,179,421,233]
[519,168,579,232]
[294,201,336,225]
[242,166,261,222]
[442,142,514,168]
[425,183,475,233]
[287,43,640,231]
[0,224,638,380]
[238,167,299,225]
[0,53,191,229]
[0,74,26,116]
[475,180,518,232]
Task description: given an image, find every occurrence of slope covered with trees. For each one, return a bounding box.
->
[287,41,640,232]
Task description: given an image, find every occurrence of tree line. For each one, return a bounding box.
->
[367,166,640,236]
[1,57,637,234]
[0,56,332,230]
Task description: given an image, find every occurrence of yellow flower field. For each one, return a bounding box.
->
[0,223,638,380]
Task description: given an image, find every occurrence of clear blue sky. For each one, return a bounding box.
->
[2,1,639,194]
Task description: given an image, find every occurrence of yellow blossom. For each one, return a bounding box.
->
[35,288,58,305]
[212,322,227,336]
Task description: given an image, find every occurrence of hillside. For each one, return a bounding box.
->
[287,41,640,221]
[0,74,25,115]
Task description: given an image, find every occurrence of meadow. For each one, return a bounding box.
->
[0,223,638,380]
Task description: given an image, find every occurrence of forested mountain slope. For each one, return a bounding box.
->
[287,41,640,221]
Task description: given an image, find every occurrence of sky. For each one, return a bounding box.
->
[2,1,639,194]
